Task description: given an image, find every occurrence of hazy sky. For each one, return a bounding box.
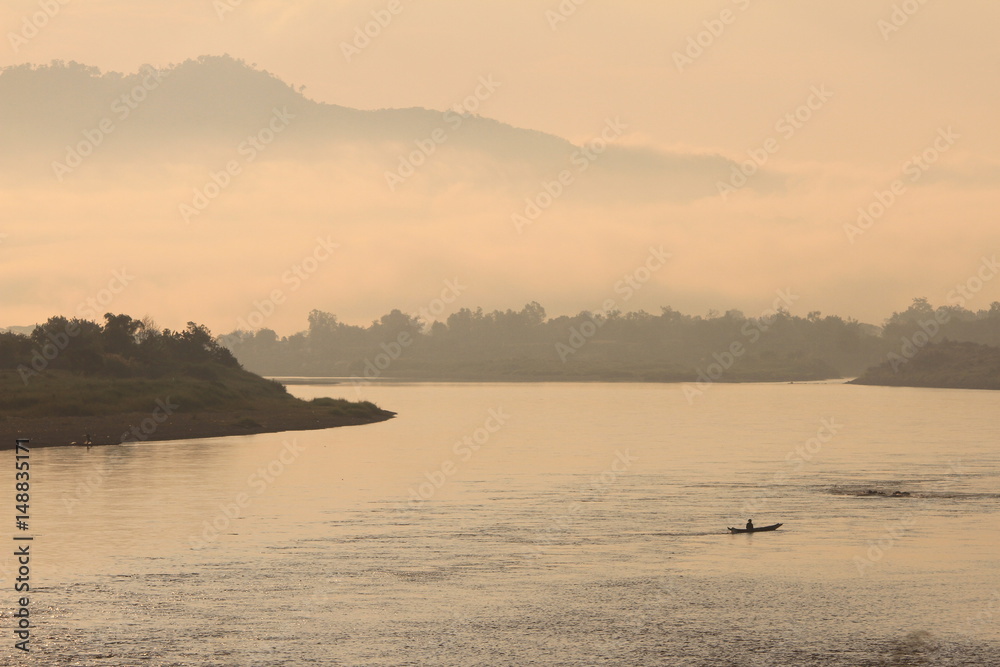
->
[3,0,999,334]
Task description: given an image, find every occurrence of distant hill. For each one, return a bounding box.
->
[0,55,741,199]
[850,341,1000,390]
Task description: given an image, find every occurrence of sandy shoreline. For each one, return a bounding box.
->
[0,406,396,450]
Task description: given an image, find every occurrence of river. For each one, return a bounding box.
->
[3,381,998,665]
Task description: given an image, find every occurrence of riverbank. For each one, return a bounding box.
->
[268,357,843,384]
[0,401,395,449]
[849,340,1000,390]
[0,363,395,449]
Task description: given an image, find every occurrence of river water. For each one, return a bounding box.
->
[2,381,998,666]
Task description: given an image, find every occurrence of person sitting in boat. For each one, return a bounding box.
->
[745,519,754,531]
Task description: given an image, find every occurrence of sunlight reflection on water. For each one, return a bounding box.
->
[6,382,999,665]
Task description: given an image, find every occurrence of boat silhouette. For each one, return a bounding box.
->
[728,523,783,533]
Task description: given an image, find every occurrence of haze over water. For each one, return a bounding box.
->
[3,2,1000,665]
[2,2,999,332]
[5,382,997,665]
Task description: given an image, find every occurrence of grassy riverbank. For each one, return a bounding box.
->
[0,315,394,448]
[0,366,394,448]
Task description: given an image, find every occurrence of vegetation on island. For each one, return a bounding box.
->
[850,341,1000,390]
[0,314,393,446]
[220,298,1000,386]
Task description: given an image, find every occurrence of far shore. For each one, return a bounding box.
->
[270,375,852,385]
[0,406,395,450]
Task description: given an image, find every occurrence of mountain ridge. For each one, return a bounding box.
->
[0,55,744,200]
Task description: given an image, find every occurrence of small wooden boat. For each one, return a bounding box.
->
[728,523,782,533]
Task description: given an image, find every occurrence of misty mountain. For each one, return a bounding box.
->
[0,55,745,199]
[1,326,35,336]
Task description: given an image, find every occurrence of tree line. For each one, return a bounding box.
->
[5,299,997,384]
[1,314,238,383]
[219,298,1000,381]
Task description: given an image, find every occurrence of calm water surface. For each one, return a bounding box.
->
[2,381,998,666]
